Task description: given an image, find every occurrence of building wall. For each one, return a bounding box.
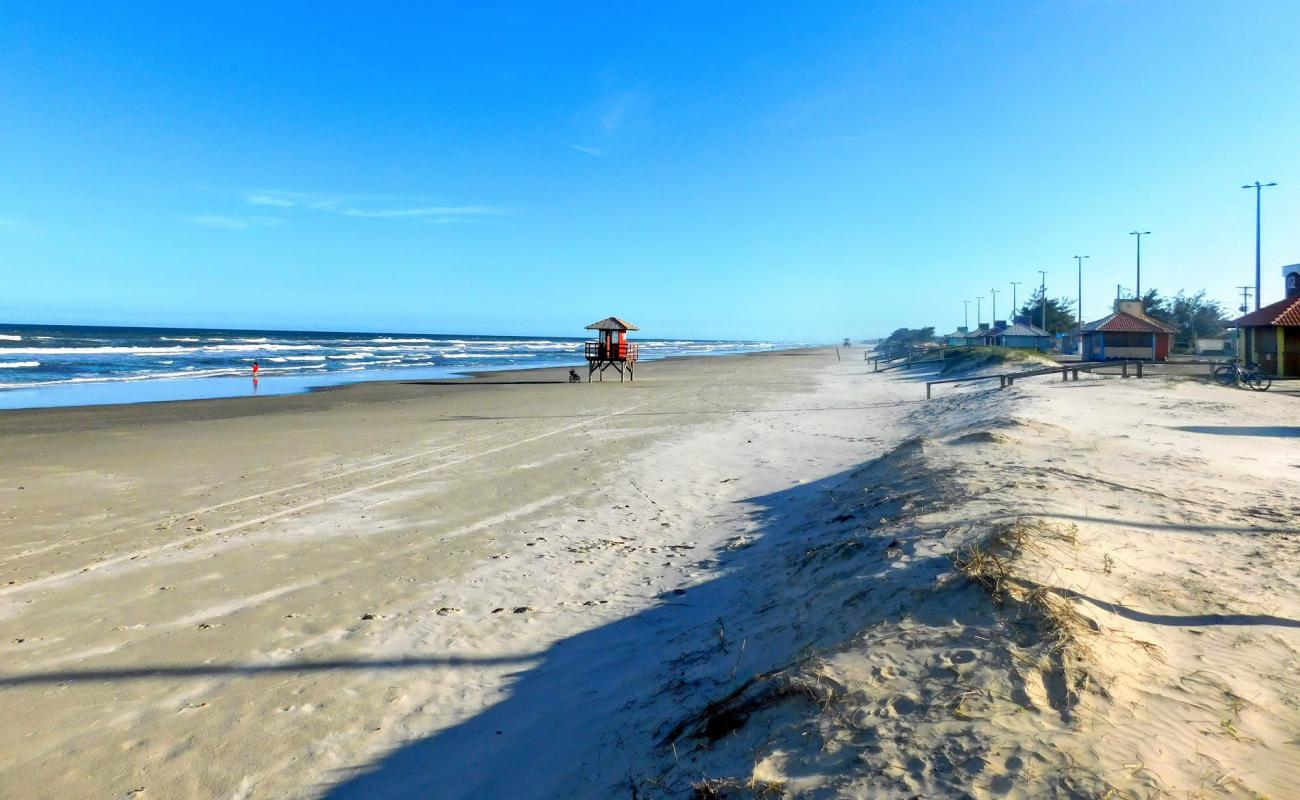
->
[1001,335,1049,351]
[1103,345,1157,359]
[1249,325,1298,376]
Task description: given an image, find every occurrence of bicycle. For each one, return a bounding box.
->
[1212,359,1271,391]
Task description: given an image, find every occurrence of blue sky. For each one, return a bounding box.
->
[2,1,1298,341]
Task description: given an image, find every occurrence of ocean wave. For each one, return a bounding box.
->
[0,346,192,355]
[328,353,369,360]
[202,343,322,352]
[160,336,201,342]
[0,334,22,341]
[0,361,39,368]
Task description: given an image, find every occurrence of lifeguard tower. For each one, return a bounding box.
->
[584,316,639,381]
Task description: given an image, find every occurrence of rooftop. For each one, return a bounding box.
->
[1232,295,1300,327]
[1081,310,1178,334]
[585,316,640,332]
[999,322,1051,337]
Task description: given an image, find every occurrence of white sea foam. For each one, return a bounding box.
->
[0,361,38,368]
[0,334,22,341]
[0,346,192,355]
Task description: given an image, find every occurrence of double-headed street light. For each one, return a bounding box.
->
[1074,255,1089,334]
[1129,231,1150,297]
[1242,181,1277,309]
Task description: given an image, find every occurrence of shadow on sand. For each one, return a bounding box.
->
[6,441,1293,798]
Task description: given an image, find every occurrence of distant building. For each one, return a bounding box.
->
[942,326,969,347]
[1230,264,1300,377]
[994,321,1053,351]
[975,321,1007,346]
[1078,300,1177,361]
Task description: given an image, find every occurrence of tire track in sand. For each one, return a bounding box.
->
[1,396,663,599]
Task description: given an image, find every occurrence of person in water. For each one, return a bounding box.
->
[252,360,260,377]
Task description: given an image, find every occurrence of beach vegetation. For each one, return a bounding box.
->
[1137,288,1231,341]
[939,346,1055,375]
[1016,287,1078,334]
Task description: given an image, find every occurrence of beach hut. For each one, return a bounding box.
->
[1078,299,1177,362]
[962,326,992,346]
[994,321,1053,351]
[973,322,1006,347]
[584,316,640,381]
[943,327,969,347]
[1230,264,1300,377]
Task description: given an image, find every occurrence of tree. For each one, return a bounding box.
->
[1167,290,1229,340]
[880,327,936,349]
[1138,289,1170,321]
[1016,287,1078,334]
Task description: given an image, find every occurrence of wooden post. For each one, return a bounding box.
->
[1136,361,1143,378]
[1062,367,1068,382]
[1121,363,1129,378]
[926,383,932,399]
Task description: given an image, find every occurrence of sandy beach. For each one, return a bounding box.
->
[1,348,1297,799]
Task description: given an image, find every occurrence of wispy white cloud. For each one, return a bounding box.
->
[598,89,650,134]
[569,144,605,157]
[245,193,298,208]
[186,214,285,230]
[241,190,500,221]
[335,205,499,219]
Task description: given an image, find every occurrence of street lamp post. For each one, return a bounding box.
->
[963,300,970,330]
[989,288,999,323]
[1037,270,1047,332]
[976,296,983,328]
[1074,255,1089,338]
[1242,181,1277,310]
[1010,281,1021,322]
[1129,231,1150,298]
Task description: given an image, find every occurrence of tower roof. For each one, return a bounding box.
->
[585,316,639,331]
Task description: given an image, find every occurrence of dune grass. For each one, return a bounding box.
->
[940,346,1057,375]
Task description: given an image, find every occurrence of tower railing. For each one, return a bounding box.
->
[585,341,638,361]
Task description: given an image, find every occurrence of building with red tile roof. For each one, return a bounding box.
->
[1231,265,1300,376]
[1078,300,1178,361]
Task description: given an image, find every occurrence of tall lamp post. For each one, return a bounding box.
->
[1074,255,1089,338]
[989,288,999,323]
[976,296,983,328]
[1129,231,1150,298]
[1037,270,1047,332]
[1242,181,1277,310]
[962,300,970,330]
[1010,281,1021,322]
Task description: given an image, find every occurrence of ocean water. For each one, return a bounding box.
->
[0,324,792,409]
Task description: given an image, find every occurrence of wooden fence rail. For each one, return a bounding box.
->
[925,360,1146,399]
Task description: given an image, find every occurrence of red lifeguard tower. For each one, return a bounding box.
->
[584,316,639,381]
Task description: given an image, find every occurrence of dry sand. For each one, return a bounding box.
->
[0,349,1297,799]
